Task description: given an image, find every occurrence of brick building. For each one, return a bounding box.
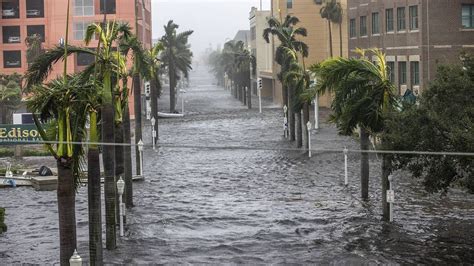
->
[348,0,474,96]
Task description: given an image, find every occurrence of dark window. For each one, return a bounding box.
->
[3,51,21,68]
[314,0,322,4]
[2,0,19,19]
[360,16,367,36]
[27,25,46,42]
[2,26,21,44]
[410,61,420,85]
[409,5,418,30]
[399,61,407,84]
[386,8,394,32]
[350,18,356,38]
[387,61,395,82]
[397,7,406,31]
[76,51,95,66]
[287,0,293,9]
[372,12,380,34]
[100,0,116,14]
[26,0,44,18]
[462,5,474,28]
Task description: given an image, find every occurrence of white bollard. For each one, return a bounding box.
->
[116,177,125,237]
[387,174,395,222]
[258,87,262,113]
[138,140,144,177]
[283,105,288,138]
[69,250,82,266]
[151,117,156,150]
[344,147,348,186]
[307,121,312,158]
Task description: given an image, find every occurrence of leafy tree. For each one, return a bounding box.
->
[263,15,308,142]
[310,49,396,204]
[318,0,343,57]
[0,74,22,124]
[147,42,165,141]
[161,20,194,113]
[383,54,474,194]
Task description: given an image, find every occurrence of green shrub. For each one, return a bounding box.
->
[0,208,6,234]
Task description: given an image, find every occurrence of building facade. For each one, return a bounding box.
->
[249,7,273,99]
[348,0,474,96]
[0,0,152,116]
[270,0,349,107]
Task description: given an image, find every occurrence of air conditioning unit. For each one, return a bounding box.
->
[400,84,408,96]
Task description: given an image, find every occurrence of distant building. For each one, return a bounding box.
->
[348,0,474,96]
[249,7,273,100]
[0,0,152,117]
[233,30,250,46]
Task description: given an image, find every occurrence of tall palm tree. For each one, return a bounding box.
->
[25,34,43,66]
[161,20,193,113]
[263,15,308,142]
[0,77,21,124]
[147,42,165,141]
[318,0,343,57]
[309,48,396,204]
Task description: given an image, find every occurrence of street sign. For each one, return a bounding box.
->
[0,124,42,145]
[387,190,395,203]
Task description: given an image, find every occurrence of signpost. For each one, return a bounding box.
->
[0,124,42,145]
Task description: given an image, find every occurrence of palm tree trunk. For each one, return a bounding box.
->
[114,122,124,223]
[360,127,370,201]
[102,102,116,250]
[247,84,252,109]
[296,109,302,148]
[123,106,134,208]
[169,64,176,113]
[243,86,246,105]
[150,78,159,142]
[381,154,391,221]
[339,22,343,57]
[57,158,77,265]
[133,73,143,176]
[328,20,333,58]
[303,102,310,150]
[88,112,103,266]
[288,88,295,141]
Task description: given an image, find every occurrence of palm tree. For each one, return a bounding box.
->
[309,48,396,204]
[318,0,343,57]
[147,42,165,141]
[263,15,308,142]
[161,20,193,113]
[0,76,21,124]
[25,34,43,66]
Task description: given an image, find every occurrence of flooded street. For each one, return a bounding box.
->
[1,66,474,264]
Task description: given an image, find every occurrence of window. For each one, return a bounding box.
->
[3,51,21,68]
[2,0,19,19]
[409,5,418,30]
[410,61,420,85]
[74,21,93,40]
[2,26,21,44]
[27,25,46,42]
[26,0,44,18]
[77,51,95,66]
[360,16,367,36]
[386,9,394,32]
[100,0,116,14]
[462,5,474,28]
[287,0,293,9]
[350,18,356,38]
[397,7,406,31]
[399,61,407,84]
[74,0,94,16]
[387,61,395,82]
[372,12,380,34]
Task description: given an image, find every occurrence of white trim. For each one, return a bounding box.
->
[409,29,420,33]
[372,33,381,37]
[397,30,407,34]
[397,55,407,61]
[460,28,474,32]
[360,3,368,7]
[386,46,419,50]
[409,55,420,61]
[462,45,474,48]
[349,7,357,10]
[433,45,452,49]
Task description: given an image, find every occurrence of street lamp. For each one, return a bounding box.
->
[283,105,288,138]
[387,174,395,222]
[138,139,144,177]
[311,74,319,130]
[179,89,186,114]
[343,147,348,186]
[69,250,82,266]
[306,121,312,157]
[117,176,125,237]
[151,117,156,150]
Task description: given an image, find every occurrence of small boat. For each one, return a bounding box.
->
[0,176,33,187]
[158,112,184,118]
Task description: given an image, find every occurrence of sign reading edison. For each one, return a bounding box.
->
[0,124,41,144]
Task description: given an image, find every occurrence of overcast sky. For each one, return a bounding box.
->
[151,0,271,58]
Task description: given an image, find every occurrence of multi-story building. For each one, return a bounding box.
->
[348,0,474,96]
[249,7,273,99]
[0,0,152,117]
[270,0,349,107]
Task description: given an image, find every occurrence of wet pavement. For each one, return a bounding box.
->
[1,66,474,264]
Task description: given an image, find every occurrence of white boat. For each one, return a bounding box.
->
[0,176,33,187]
[158,112,184,118]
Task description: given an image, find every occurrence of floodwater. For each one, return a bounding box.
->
[1,66,474,264]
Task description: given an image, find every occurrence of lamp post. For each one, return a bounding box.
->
[151,117,156,150]
[387,174,395,222]
[69,250,82,266]
[116,176,125,237]
[306,121,312,157]
[283,105,288,138]
[343,147,348,186]
[314,96,319,130]
[138,139,144,177]
[179,89,186,114]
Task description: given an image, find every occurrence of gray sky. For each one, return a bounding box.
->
[151,0,271,58]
